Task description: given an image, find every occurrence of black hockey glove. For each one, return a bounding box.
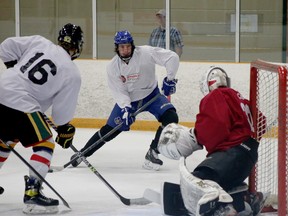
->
[55,124,75,149]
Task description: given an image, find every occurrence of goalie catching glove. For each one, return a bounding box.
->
[158,123,203,160]
[55,123,75,148]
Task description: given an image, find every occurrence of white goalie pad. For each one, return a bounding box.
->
[179,157,233,216]
[158,123,202,160]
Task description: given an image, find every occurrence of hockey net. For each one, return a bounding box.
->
[249,59,288,215]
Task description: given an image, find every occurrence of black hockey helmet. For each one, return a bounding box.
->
[58,23,84,60]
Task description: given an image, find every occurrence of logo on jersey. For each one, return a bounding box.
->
[120,73,140,83]
[240,143,251,151]
[114,117,122,125]
[160,102,171,109]
[120,75,126,83]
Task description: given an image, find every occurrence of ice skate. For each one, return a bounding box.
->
[23,175,59,214]
[70,152,83,167]
[208,204,237,216]
[142,148,163,171]
[244,191,268,216]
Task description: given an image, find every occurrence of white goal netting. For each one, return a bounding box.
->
[249,60,288,215]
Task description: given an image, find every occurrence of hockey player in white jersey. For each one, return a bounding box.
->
[0,23,83,214]
[70,30,179,171]
[157,67,267,215]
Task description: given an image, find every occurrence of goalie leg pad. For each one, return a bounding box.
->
[203,180,233,204]
[159,182,250,216]
[159,182,248,216]
[179,157,233,216]
[179,158,220,215]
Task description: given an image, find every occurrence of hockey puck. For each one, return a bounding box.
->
[0,186,4,194]
[48,169,53,173]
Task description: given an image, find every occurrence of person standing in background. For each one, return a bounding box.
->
[149,9,184,57]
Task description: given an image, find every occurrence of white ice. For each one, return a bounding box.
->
[0,128,277,215]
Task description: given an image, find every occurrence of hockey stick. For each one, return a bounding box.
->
[44,115,151,206]
[0,138,70,209]
[63,92,161,168]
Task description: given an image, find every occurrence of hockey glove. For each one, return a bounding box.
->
[158,123,202,160]
[162,77,177,96]
[55,123,75,148]
[121,106,135,131]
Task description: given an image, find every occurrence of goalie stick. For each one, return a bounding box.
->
[44,115,152,206]
[0,138,70,209]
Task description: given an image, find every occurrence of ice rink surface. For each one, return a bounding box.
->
[0,128,278,215]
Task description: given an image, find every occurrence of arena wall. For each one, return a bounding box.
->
[0,59,251,130]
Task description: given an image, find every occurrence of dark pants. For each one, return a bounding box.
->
[81,87,178,157]
[107,87,175,131]
[192,138,259,212]
[0,103,52,147]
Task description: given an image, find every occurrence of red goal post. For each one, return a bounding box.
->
[249,59,288,215]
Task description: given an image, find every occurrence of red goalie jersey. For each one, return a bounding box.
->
[195,87,259,155]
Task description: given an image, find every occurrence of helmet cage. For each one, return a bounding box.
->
[200,66,231,96]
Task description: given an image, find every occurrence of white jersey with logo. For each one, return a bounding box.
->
[106,45,179,108]
[0,35,81,126]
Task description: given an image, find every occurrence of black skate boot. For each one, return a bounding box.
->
[23,175,59,214]
[70,152,83,167]
[142,148,163,171]
[244,191,268,216]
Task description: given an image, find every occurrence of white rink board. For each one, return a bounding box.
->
[0,60,250,122]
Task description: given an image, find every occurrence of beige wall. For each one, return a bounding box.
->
[0,0,285,62]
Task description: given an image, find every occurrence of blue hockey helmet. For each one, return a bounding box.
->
[114,30,134,45]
